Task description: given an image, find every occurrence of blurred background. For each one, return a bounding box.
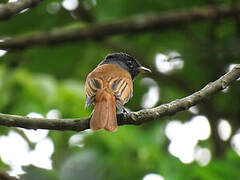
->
[0,0,240,179]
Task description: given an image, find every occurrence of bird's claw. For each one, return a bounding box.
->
[122,108,129,118]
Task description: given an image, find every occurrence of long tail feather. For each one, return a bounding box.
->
[104,97,117,132]
[90,89,117,132]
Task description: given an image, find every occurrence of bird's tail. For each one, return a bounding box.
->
[90,89,117,132]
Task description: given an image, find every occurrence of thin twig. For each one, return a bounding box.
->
[0,0,43,20]
[0,65,239,132]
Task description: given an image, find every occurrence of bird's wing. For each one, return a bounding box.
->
[85,64,133,110]
[84,77,102,107]
[110,77,133,111]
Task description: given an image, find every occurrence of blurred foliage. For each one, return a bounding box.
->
[20,165,58,180]
[0,0,240,180]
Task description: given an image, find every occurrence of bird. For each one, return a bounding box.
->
[84,52,151,132]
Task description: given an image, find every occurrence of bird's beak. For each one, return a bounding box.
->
[137,66,152,73]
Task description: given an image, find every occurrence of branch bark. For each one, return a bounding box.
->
[0,0,43,20]
[0,65,239,132]
[1,4,240,50]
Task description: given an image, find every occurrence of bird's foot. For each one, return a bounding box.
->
[122,108,129,118]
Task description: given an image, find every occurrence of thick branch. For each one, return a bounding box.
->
[0,0,43,20]
[1,4,240,50]
[0,65,239,132]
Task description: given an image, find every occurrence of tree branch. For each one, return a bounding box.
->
[0,65,239,132]
[0,0,43,21]
[1,4,240,50]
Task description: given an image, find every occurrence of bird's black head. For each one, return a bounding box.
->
[99,52,151,79]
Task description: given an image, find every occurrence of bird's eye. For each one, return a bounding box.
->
[127,61,134,68]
